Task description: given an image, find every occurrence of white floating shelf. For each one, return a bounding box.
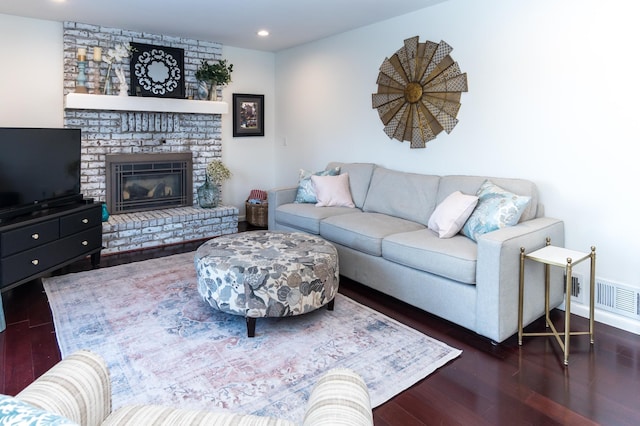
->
[64,93,228,114]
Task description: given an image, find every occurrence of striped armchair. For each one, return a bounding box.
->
[11,350,373,426]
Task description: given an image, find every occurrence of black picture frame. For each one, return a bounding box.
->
[129,42,185,99]
[233,94,265,137]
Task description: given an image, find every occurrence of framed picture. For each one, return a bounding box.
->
[233,94,264,137]
[129,42,185,99]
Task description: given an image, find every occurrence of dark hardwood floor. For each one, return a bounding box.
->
[2,224,639,425]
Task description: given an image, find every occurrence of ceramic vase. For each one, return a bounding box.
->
[207,81,218,101]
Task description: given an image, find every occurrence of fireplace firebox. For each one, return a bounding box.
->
[106,153,193,214]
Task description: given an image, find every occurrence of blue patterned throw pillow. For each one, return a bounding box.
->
[0,394,78,425]
[294,166,340,203]
[461,180,531,242]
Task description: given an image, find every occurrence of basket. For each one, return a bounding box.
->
[246,201,268,227]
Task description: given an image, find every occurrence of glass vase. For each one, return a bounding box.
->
[197,174,220,208]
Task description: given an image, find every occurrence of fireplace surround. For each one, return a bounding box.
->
[106,153,193,214]
[62,21,238,253]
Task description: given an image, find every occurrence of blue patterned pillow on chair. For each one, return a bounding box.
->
[0,394,78,425]
[294,166,340,203]
[461,180,531,242]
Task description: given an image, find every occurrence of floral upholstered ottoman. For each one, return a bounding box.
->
[194,230,339,336]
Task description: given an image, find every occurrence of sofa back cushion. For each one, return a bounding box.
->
[326,162,376,209]
[362,167,440,226]
[438,176,539,221]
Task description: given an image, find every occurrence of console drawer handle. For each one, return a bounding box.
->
[82,240,88,246]
[32,233,39,240]
[82,218,89,224]
[32,259,39,266]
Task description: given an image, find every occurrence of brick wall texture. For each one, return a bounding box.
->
[61,22,237,252]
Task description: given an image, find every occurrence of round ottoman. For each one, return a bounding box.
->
[194,230,339,337]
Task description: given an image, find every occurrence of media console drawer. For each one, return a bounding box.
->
[0,202,102,290]
[60,207,102,236]
[0,219,58,257]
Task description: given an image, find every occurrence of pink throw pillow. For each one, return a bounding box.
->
[311,173,355,208]
[428,191,479,238]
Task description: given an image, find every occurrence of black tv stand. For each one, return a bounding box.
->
[0,200,102,294]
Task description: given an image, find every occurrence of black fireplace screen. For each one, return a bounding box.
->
[106,153,193,214]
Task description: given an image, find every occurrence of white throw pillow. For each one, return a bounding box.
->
[311,173,355,208]
[428,191,479,238]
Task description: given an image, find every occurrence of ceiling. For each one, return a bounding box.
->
[0,0,445,52]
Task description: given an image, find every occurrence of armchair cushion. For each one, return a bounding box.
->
[0,394,78,426]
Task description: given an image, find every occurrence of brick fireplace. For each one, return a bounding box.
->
[106,152,193,214]
[62,22,238,254]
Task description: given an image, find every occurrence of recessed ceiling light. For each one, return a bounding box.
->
[257,30,269,37]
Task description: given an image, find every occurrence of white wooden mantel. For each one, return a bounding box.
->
[64,93,228,114]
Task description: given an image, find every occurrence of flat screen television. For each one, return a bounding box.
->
[0,127,82,223]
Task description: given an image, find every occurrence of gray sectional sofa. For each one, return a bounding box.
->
[268,162,565,343]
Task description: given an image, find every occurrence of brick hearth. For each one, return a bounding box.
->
[102,206,237,254]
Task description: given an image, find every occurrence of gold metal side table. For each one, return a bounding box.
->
[518,238,596,365]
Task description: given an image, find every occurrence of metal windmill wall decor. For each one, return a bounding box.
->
[372,36,468,148]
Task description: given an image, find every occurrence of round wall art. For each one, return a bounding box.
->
[130,42,185,98]
[372,36,468,148]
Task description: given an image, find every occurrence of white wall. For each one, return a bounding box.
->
[0,14,63,127]
[3,1,639,332]
[274,0,640,332]
[220,46,276,217]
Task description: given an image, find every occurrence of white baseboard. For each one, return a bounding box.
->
[559,303,640,335]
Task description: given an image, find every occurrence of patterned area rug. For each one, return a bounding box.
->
[43,251,461,422]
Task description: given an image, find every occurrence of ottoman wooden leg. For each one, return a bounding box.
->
[246,317,256,337]
[327,299,335,311]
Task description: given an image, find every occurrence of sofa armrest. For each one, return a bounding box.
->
[267,186,297,229]
[475,217,565,343]
[16,350,112,426]
[303,368,373,426]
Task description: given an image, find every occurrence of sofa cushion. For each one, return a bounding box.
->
[362,167,440,226]
[382,229,478,284]
[294,166,341,203]
[320,212,425,256]
[0,394,78,426]
[326,162,376,209]
[275,203,358,234]
[312,173,355,208]
[438,175,538,221]
[428,191,478,238]
[461,180,531,242]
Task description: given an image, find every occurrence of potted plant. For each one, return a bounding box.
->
[195,59,233,100]
[197,159,232,208]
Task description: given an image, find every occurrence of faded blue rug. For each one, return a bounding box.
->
[43,251,461,422]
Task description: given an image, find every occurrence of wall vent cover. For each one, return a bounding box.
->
[595,278,640,320]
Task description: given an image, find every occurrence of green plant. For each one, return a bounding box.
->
[196,59,234,85]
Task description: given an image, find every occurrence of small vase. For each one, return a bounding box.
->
[197,175,220,208]
[101,203,110,222]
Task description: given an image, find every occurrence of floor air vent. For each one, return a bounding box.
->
[595,279,640,320]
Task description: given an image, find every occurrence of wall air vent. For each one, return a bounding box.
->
[595,278,640,320]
